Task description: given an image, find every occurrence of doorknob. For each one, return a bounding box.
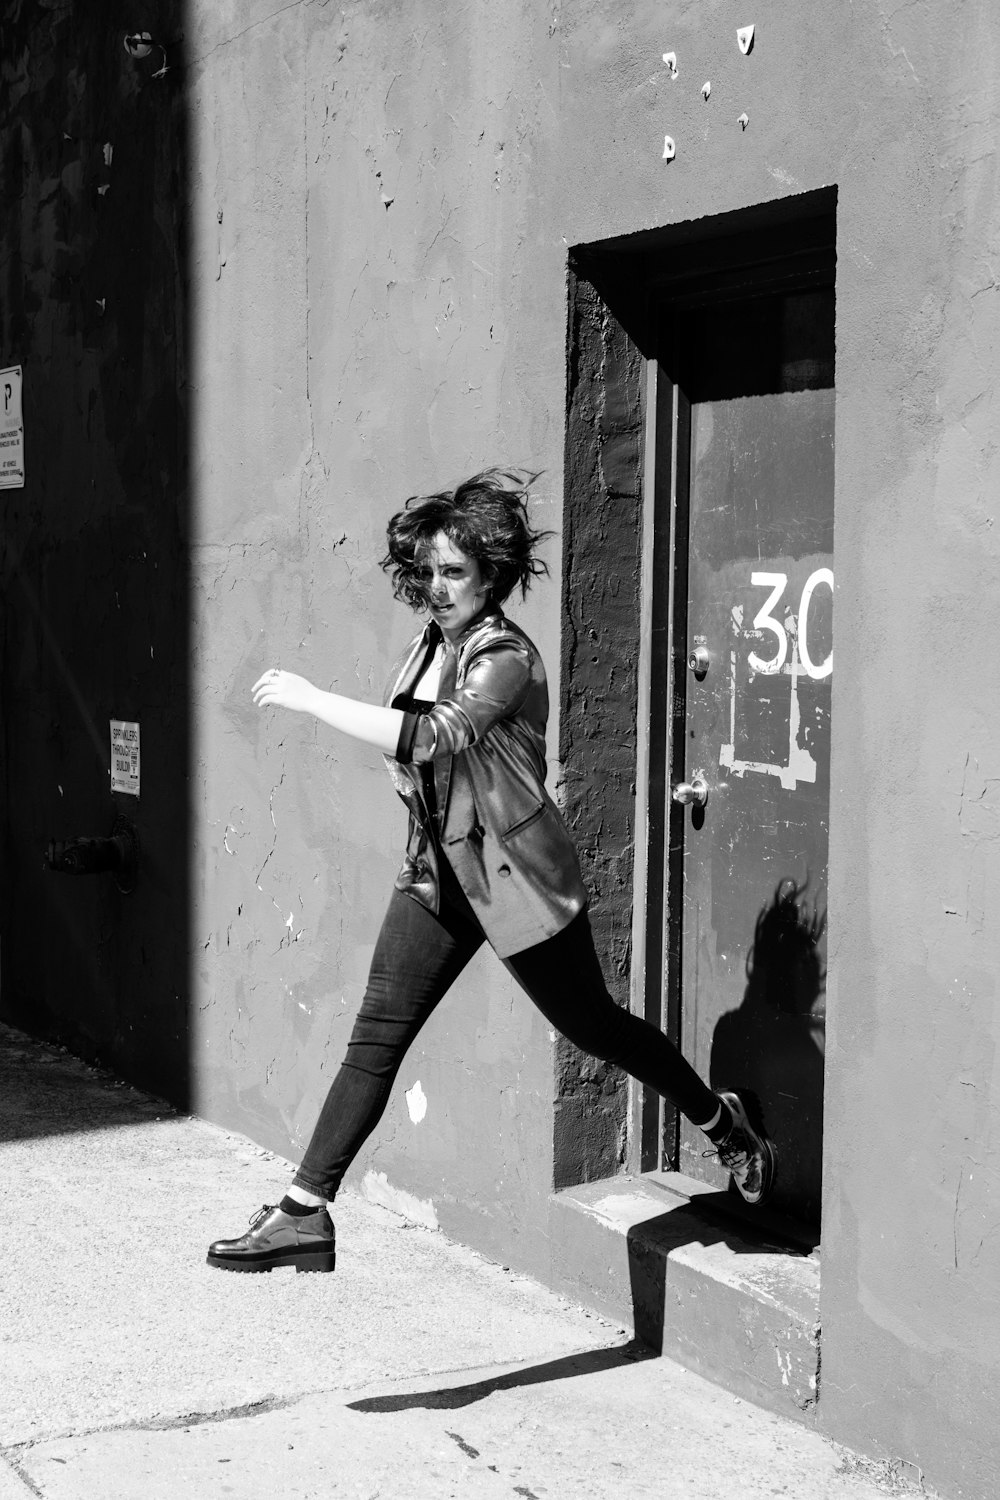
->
[687,645,711,677]
[45,816,139,894]
[672,776,709,808]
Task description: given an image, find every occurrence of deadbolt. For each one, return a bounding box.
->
[672,775,709,808]
[687,645,711,677]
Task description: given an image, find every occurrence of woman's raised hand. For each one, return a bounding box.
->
[251,669,403,753]
[252,668,318,715]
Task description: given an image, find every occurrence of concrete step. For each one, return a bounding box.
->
[546,1172,821,1422]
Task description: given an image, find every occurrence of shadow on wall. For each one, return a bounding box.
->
[711,880,827,1226]
[0,5,192,1109]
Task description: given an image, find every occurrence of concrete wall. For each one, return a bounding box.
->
[4,2,1000,1495]
[184,0,569,1272]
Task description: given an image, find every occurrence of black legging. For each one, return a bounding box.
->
[294,860,718,1199]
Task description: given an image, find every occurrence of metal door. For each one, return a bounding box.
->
[664,284,834,1226]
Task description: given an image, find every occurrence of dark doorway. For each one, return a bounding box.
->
[649,220,835,1227]
[0,5,192,1109]
[565,193,835,1227]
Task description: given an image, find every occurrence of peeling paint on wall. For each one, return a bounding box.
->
[362,1170,439,1231]
[405,1079,428,1124]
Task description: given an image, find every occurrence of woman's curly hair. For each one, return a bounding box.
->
[381,468,553,611]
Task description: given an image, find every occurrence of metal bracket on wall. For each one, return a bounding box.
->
[45,816,139,895]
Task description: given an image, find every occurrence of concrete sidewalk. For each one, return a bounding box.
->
[0,1024,914,1499]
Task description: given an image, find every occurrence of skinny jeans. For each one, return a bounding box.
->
[293,860,719,1200]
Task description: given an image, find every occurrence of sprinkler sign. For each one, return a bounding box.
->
[110,720,141,796]
[0,366,24,490]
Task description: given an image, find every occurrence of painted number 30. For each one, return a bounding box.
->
[748,569,833,680]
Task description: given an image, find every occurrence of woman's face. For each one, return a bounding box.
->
[415,531,489,641]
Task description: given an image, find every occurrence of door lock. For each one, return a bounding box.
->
[687,645,711,677]
[672,775,709,808]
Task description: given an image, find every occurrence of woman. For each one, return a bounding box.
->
[208,470,774,1274]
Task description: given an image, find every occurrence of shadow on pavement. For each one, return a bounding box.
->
[0,1022,169,1144]
[347,1339,656,1413]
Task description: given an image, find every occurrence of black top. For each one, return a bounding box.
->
[394,694,437,821]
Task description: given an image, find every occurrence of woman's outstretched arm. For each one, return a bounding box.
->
[252,669,404,756]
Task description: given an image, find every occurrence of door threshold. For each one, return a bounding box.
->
[642,1169,820,1256]
[547,1174,820,1421]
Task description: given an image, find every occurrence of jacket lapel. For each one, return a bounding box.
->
[383,623,435,827]
[385,623,435,707]
[432,641,459,829]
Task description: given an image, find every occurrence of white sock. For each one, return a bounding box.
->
[286,1185,326,1208]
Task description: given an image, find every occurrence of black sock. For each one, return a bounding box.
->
[279,1194,322,1217]
[704,1102,734,1144]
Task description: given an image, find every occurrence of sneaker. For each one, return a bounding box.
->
[206,1202,336,1273]
[709,1090,776,1206]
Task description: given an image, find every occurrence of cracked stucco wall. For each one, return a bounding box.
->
[186,0,569,1275]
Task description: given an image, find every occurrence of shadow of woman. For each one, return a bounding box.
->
[710,879,827,1226]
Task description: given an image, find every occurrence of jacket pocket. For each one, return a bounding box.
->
[501,801,547,841]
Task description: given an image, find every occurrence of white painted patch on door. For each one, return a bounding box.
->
[718,567,832,789]
[720,646,818,790]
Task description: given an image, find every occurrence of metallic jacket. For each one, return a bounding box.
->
[382,609,589,958]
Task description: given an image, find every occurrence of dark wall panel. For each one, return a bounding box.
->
[0,3,190,1103]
